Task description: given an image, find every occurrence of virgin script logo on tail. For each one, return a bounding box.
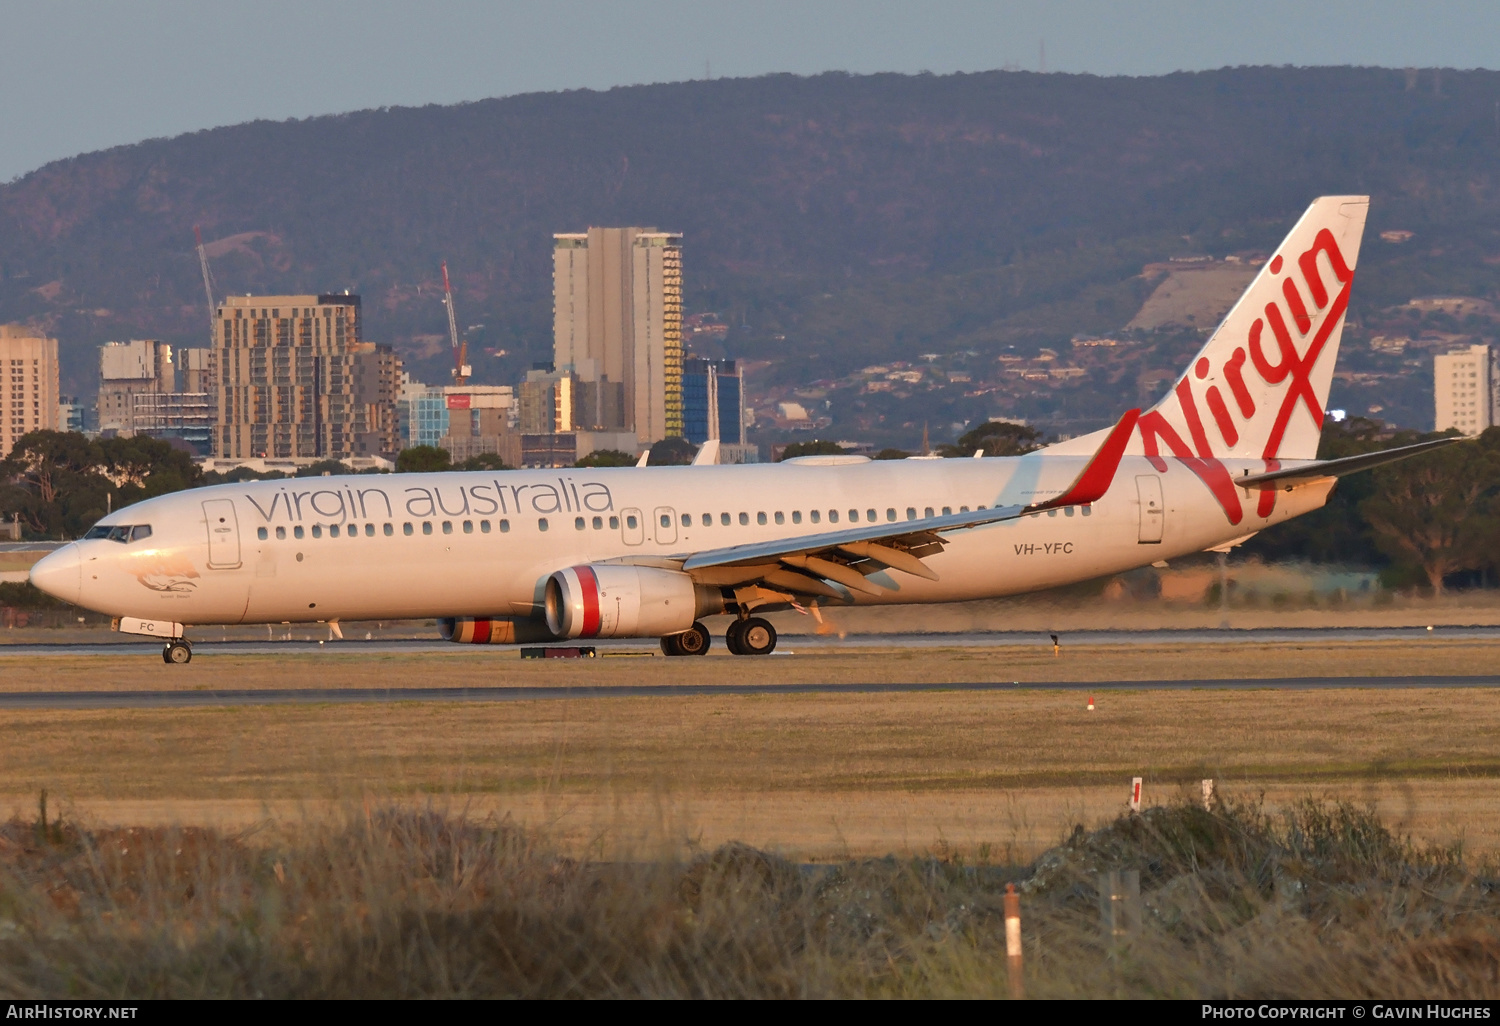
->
[1137,228,1355,525]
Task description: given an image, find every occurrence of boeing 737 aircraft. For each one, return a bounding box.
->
[29,196,1454,663]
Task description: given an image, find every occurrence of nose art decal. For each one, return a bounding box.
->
[122,551,201,593]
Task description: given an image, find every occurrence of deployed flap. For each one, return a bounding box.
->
[1234,436,1461,489]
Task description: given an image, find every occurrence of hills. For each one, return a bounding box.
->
[2,66,1499,446]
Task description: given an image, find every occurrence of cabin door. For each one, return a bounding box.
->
[1136,476,1164,544]
[203,499,243,568]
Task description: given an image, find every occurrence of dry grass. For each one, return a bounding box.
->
[5,687,1500,858]
[1,797,1497,998]
[0,637,1498,692]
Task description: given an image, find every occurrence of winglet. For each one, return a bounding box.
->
[1028,408,1139,510]
[635,449,650,468]
[692,439,721,466]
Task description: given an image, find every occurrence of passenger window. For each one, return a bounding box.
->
[442,522,453,534]
[294,526,305,539]
[312,525,323,538]
[593,516,603,530]
[792,511,802,524]
[463,520,474,533]
[1065,507,1075,517]
[739,513,749,526]
[539,518,549,531]
[422,523,432,535]
[1082,506,1093,517]
[849,510,859,522]
[886,508,896,522]
[402,523,413,536]
[702,513,711,527]
[384,523,394,536]
[131,525,153,541]
[500,519,511,533]
[1047,509,1058,518]
[681,513,691,527]
[608,516,619,530]
[576,517,587,531]
[660,514,671,528]
[626,514,638,530]
[925,507,934,518]
[942,507,952,516]
[827,510,837,523]
[906,507,916,520]
[330,525,341,537]
[811,510,821,524]
[349,528,358,540]
[775,512,785,525]
[276,526,286,540]
[757,512,767,526]
[257,527,268,540]
[365,523,376,537]
[480,520,491,533]
[960,506,970,513]
[720,512,730,526]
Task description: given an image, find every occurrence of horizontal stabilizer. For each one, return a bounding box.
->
[1233,437,1462,489]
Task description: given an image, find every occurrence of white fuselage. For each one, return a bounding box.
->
[35,454,1332,629]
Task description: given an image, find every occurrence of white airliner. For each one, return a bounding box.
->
[30,196,1453,663]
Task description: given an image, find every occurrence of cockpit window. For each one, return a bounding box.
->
[86,524,152,543]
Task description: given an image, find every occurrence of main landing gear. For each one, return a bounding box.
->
[661,621,712,656]
[161,640,193,665]
[725,617,776,656]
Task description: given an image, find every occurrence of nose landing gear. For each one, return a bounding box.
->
[725,616,776,656]
[162,640,193,665]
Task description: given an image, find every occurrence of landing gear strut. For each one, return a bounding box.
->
[725,616,776,656]
[162,640,193,665]
[660,621,712,656]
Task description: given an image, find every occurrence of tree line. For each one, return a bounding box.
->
[4,423,1497,595]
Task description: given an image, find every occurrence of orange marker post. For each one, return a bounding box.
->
[1004,883,1024,999]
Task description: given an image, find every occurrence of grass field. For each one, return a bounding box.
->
[3,639,1500,859]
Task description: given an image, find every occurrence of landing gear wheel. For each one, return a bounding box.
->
[739,617,776,656]
[661,622,712,657]
[725,619,748,655]
[676,621,711,656]
[162,641,192,665]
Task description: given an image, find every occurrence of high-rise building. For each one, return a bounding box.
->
[553,227,682,444]
[1434,344,1494,436]
[0,325,59,457]
[212,294,401,458]
[97,340,174,436]
[682,358,745,445]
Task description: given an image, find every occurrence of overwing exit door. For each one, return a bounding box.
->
[1136,476,1164,544]
[653,507,678,545]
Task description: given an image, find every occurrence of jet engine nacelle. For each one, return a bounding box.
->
[439,616,555,644]
[545,564,722,639]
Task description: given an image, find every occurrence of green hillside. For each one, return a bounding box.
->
[2,67,1498,445]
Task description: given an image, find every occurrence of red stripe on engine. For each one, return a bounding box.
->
[473,619,492,644]
[575,566,601,638]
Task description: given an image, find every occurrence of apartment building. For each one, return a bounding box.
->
[212,294,401,458]
[0,324,59,457]
[1434,344,1494,436]
[553,227,683,444]
[97,339,175,436]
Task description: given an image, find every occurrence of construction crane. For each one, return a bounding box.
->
[194,226,217,339]
[442,261,471,386]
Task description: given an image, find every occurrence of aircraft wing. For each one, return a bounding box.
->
[667,410,1139,598]
[1233,437,1462,490]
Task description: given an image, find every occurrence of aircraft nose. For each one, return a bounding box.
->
[29,543,81,605]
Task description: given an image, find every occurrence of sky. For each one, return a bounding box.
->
[2,0,1498,183]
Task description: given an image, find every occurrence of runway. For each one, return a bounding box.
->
[4,675,1499,709]
[3,623,1500,657]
